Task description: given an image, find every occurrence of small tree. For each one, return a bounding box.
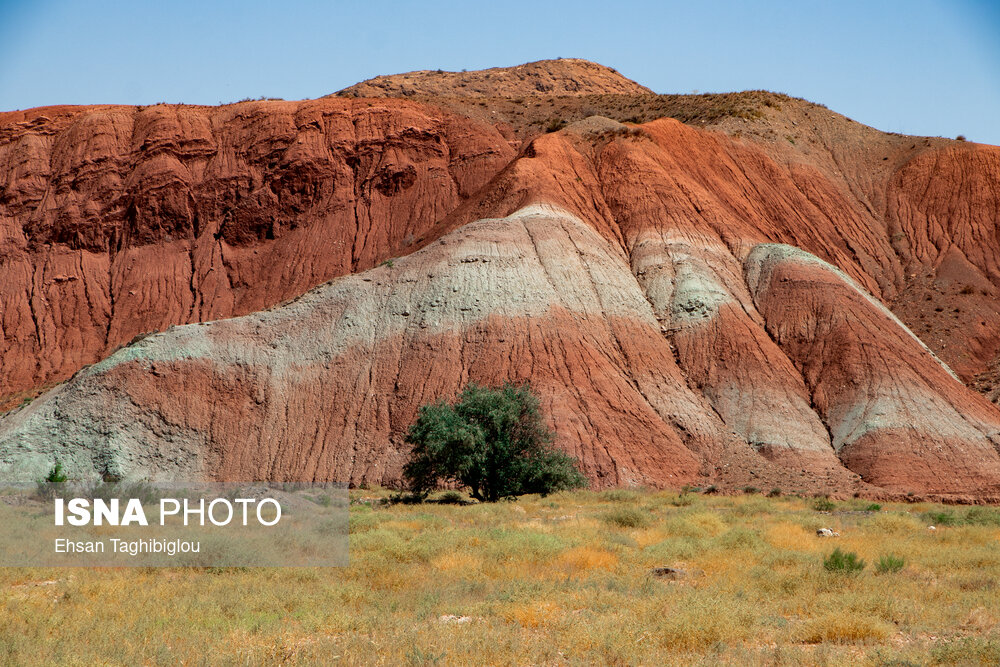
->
[43,462,67,484]
[403,383,586,502]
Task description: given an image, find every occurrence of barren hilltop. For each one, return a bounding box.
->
[335,58,652,98]
[2,60,1000,500]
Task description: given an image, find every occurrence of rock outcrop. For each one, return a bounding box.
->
[0,99,515,403]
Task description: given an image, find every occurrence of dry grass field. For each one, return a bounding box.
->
[3,489,1000,665]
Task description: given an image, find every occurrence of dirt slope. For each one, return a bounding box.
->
[2,60,1000,496]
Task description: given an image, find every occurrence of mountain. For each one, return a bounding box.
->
[2,61,999,499]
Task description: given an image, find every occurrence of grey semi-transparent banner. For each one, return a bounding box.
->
[0,481,348,566]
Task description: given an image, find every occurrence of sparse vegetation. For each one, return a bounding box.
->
[3,490,998,664]
[402,383,586,502]
[544,118,566,133]
[234,95,284,103]
[424,89,797,139]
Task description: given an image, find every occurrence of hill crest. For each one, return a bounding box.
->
[335,58,653,98]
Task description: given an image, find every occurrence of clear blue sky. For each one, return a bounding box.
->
[2,0,998,145]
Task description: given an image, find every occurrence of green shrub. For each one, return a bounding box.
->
[403,382,586,502]
[44,462,67,484]
[823,548,865,573]
[34,461,68,500]
[875,554,905,574]
[924,510,958,526]
[812,498,836,512]
[964,507,1000,526]
[602,507,650,528]
[864,503,882,512]
[767,488,782,498]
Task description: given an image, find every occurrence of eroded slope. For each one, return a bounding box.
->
[4,204,998,496]
[0,99,515,404]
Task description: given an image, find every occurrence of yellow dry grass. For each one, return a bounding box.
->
[556,545,618,571]
[2,489,1000,665]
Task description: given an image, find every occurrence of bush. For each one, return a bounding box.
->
[43,462,67,484]
[35,461,68,500]
[812,498,836,512]
[924,510,958,526]
[545,118,566,133]
[823,548,865,573]
[767,488,782,498]
[670,493,694,507]
[403,383,586,502]
[875,554,905,574]
[602,507,650,528]
[965,507,1000,526]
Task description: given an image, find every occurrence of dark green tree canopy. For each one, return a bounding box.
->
[403,383,586,502]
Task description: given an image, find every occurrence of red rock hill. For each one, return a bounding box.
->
[2,61,999,498]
